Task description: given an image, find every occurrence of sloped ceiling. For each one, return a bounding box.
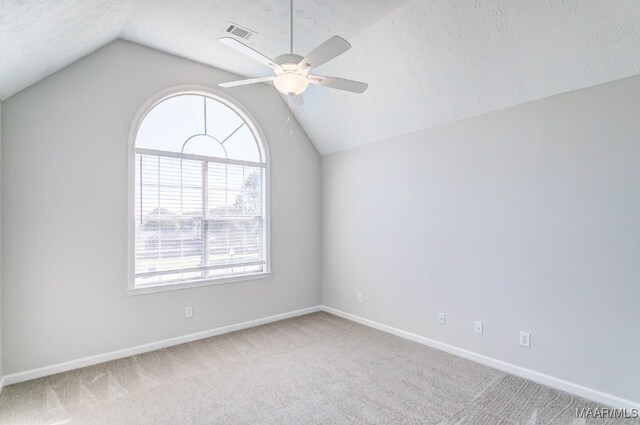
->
[1,0,639,154]
[0,0,130,100]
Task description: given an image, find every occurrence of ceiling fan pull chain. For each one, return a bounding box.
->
[287,94,293,136]
[287,94,294,136]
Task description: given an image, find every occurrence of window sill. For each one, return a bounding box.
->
[126,271,273,296]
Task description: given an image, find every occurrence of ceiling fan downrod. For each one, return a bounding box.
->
[290,0,294,55]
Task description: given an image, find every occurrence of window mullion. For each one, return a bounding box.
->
[139,155,143,225]
[157,156,162,262]
[202,161,209,278]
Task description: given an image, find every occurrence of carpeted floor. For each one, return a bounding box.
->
[0,312,636,424]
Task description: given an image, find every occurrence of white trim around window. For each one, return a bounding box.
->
[126,85,271,295]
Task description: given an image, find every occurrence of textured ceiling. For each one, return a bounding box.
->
[298,0,640,153]
[1,0,639,154]
[0,0,130,100]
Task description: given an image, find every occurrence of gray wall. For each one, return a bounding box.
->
[322,75,640,402]
[0,99,3,380]
[2,40,321,374]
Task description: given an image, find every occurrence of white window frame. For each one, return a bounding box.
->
[127,86,271,295]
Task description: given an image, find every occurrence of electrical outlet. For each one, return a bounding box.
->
[185,306,193,318]
[437,313,445,325]
[519,331,530,347]
[357,293,363,304]
[474,321,483,335]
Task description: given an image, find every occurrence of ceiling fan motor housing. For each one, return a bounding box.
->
[275,53,304,67]
[274,53,309,95]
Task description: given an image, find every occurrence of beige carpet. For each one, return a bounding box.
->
[0,312,636,424]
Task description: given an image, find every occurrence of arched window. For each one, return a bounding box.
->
[130,90,270,292]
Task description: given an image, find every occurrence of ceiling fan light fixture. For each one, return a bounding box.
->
[217,0,367,98]
[274,72,308,95]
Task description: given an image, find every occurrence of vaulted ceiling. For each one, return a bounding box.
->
[2,0,639,154]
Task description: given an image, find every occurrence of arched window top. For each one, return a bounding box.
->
[135,92,265,164]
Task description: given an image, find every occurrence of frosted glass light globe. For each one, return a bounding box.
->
[274,72,308,95]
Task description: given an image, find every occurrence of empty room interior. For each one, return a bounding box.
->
[0,1,639,424]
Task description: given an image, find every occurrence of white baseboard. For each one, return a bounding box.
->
[3,304,638,411]
[1,305,322,388]
[320,305,640,411]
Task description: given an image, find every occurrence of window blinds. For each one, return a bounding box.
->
[134,153,265,286]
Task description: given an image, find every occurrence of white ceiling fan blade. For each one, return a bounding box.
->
[219,76,274,88]
[219,37,283,72]
[308,75,368,93]
[288,93,304,107]
[297,36,351,70]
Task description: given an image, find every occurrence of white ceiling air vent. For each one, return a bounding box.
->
[225,23,256,40]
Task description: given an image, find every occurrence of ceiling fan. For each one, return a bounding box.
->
[218,0,368,106]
